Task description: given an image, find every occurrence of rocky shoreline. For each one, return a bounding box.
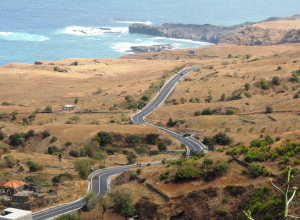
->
[129,14,300,46]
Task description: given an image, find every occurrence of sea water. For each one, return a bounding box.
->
[0,0,299,65]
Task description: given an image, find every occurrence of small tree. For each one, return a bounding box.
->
[201,108,213,115]
[95,131,112,147]
[245,83,250,91]
[44,106,53,113]
[272,76,281,85]
[125,135,141,147]
[127,151,137,164]
[157,141,167,152]
[266,106,273,114]
[42,130,50,139]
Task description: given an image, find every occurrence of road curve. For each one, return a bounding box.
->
[131,66,205,154]
[32,66,204,220]
[33,163,159,220]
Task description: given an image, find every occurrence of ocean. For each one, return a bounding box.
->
[0,0,299,65]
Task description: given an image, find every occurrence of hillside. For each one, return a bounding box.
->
[81,42,300,219]
[0,38,300,217]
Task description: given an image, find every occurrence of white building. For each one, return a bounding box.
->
[0,208,32,220]
[63,104,75,111]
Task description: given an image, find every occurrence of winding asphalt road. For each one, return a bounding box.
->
[131,66,205,154]
[32,66,204,220]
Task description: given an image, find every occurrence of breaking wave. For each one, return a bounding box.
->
[0,32,49,41]
[61,26,128,36]
[114,20,153,25]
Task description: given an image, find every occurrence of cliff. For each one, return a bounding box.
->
[129,22,252,44]
[129,14,300,45]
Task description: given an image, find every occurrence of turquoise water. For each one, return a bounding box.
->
[0,0,299,65]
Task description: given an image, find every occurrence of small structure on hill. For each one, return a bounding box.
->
[2,181,26,196]
[0,208,32,220]
[63,104,75,111]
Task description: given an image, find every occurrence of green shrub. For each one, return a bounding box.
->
[226,145,248,155]
[9,133,26,147]
[250,139,265,147]
[222,198,229,204]
[201,108,213,115]
[94,131,112,146]
[213,163,229,176]
[47,146,58,155]
[160,170,170,180]
[176,165,202,180]
[259,78,271,90]
[245,83,250,91]
[166,117,177,127]
[194,111,201,116]
[216,209,227,217]
[52,172,73,184]
[42,130,50,139]
[149,150,159,156]
[125,134,141,147]
[65,141,72,146]
[69,150,79,158]
[73,158,95,179]
[44,106,53,113]
[146,133,160,144]
[272,76,281,85]
[127,151,137,164]
[111,191,135,218]
[213,132,232,145]
[58,213,80,220]
[203,158,213,165]
[50,136,57,143]
[130,173,137,181]
[157,141,167,152]
[266,106,273,113]
[226,109,235,115]
[248,163,269,177]
[26,161,43,172]
[0,132,5,140]
[25,175,37,183]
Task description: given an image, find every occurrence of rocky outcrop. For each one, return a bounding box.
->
[129,23,252,44]
[130,44,173,53]
[129,14,300,46]
[220,24,300,45]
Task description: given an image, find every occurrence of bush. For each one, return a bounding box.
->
[213,163,229,176]
[176,165,202,180]
[47,146,58,155]
[125,134,141,147]
[203,158,214,165]
[65,141,72,146]
[272,76,281,85]
[157,141,167,152]
[44,106,53,113]
[0,132,4,140]
[146,133,159,144]
[248,163,269,177]
[69,150,79,158]
[26,161,43,172]
[167,117,177,127]
[52,172,73,184]
[42,130,50,139]
[216,209,227,217]
[58,213,80,220]
[245,83,250,91]
[73,158,95,179]
[201,108,213,115]
[266,106,273,113]
[194,111,201,116]
[127,151,137,164]
[259,78,271,90]
[160,170,170,180]
[9,133,26,147]
[50,136,57,143]
[213,132,232,145]
[130,173,137,181]
[111,191,135,218]
[150,150,159,156]
[94,131,112,146]
[25,175,37,183]
[226,109,235,115]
